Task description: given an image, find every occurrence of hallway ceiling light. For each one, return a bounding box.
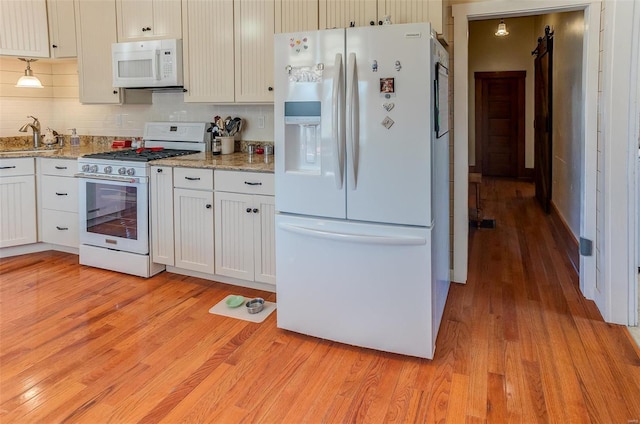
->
[15,58,44,88]
[495,19,510,37]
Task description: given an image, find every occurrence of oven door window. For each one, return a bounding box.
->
[85,182,139,240]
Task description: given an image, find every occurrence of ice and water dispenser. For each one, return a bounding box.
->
[284,101,321,174]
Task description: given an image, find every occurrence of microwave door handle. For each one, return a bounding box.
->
[155,50,161,80]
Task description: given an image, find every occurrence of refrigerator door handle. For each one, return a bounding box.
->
[278,223,427,246]
[332,53,344,189]
[346,52,359,190]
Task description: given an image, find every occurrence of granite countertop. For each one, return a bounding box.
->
[0,143,274,173]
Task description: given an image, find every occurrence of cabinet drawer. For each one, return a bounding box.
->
[0,158,34,177]
[39,158,76,177]
[174,167,213,190]
[41,176,79,212]
[41,210,79,248]
[214,170,274,195]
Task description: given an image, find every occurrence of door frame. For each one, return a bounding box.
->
[451,1,599,307]
[473,70,527,178]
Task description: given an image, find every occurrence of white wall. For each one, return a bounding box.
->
[0,58,274,141]
[468,16,536,168]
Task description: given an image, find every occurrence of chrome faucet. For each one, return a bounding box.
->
[19,115,41,148]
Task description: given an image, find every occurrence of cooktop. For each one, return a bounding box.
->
[82,148,199,162]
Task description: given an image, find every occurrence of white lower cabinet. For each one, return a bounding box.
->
[149,166,275,286]
[173,168,215,274]
[38,158,79,248]
[214,171,275,286]
[150,166,174,265]
[0,158,37,248]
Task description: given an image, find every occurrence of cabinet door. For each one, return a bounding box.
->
[253,195,276,285]
[214,191,254,281]
[0,176,37,248]
[377,0,427,24]
[47,0,77,58]
[319,0,377,29]
[75,0,121,104]
[234,0,275,103]
[116,0,181,41]
[174,188,214,274]
[150,166,174,266]
[182,0,235,103]
[0,0,49,57]
[151,0,182,39]
[117,0,154,41]
[377,0,444,38]
[275,0,319,33]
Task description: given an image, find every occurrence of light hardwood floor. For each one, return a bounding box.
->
[1,178,639,423]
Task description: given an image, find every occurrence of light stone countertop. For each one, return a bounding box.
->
[0,143,274,173]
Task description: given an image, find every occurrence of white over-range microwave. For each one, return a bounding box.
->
[112,39,183,88]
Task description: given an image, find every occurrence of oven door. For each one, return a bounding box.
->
[77,175,149,255]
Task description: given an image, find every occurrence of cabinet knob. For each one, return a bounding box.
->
[268,86,273,91]
[206,204,212,209]
[157,168,163,173]
[378,20,383,25]
[113,90,118,94]
[252,208,259,213]
[246,208,252,213]
[370,21,375,26]
[52,44,58,48]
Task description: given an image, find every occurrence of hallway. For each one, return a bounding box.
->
[463,177,640,421]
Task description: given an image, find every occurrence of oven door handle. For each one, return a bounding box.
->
[74,173,141,184]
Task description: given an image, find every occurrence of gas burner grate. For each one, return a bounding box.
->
[82,149,199,162]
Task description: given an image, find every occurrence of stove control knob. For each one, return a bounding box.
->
[81,164,90,172]
[118,167,127,175]
[126,168,135,176]
[104,166,113,174]
[89,165,99,173]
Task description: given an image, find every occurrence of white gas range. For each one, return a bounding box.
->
[75,122,211,277]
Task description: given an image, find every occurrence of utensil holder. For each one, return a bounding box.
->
[218,136,234,154]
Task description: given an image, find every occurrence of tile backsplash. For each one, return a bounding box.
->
[0,93,274,142]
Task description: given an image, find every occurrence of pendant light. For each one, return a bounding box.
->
[15,58,44,88]
[495,19,510,37]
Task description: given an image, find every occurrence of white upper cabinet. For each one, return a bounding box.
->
[116,0,182,42]
[319,0,377,29]
[318,0,446,41]
[47,0,77,58]
[182,0,235,103]
[75,0,121,104]
[275,0,319,33]
[0,0,49,57]
[183,0,273,103]
[234,0,274,102]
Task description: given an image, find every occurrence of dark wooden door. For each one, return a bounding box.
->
[533,27,553,213]
[474,71,526,178]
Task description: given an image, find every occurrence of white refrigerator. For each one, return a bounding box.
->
[274,23,450,359]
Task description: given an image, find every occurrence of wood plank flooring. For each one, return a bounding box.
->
[1,177,639,423]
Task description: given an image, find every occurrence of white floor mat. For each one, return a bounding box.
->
[208,295,276,323]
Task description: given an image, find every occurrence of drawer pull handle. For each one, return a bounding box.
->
[55,166,68,170]
[56,226,68,231]
[55,192,68,196]
[0,166,16,170]
[244,181,262,186]
[185,176,201,181]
